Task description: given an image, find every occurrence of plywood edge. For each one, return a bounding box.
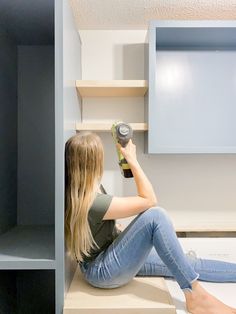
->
[76,80,148,88]
[76,122,148,131]
[175,224,236,233]
[75,80,148,97]
[64,308,176,314]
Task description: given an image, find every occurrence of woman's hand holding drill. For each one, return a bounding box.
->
[116,139,137,166]
[116,139,158,207]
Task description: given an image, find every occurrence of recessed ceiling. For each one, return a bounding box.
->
[70,0,236,30]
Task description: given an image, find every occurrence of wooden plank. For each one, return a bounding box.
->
[76,122,148,132]
[64,267,176,314]
[76,80,148,97]
[174,222,236,233]
[177,231,236,238]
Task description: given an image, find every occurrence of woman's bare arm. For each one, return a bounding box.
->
[103,140,157,220]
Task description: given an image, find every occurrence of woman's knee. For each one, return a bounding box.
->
[140,206,170,223]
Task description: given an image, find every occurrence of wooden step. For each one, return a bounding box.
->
[64,267,176,314]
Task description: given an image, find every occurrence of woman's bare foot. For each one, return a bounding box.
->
[184,281,236,314]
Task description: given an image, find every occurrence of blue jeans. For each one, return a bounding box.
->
[80,207,236,292]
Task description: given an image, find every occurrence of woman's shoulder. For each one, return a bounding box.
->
[89,192,114,222]
[91,192,113,210]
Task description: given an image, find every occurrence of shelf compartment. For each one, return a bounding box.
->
[0,270,55,313]
[0,225,55,269]
[76,122,148,132]
[148,21,236,154]
[76,80,148,97]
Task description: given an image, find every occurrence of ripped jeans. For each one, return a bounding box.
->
[80,207,236,292]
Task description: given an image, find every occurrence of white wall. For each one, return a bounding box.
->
[63,14,82,142]
[79,30,236,229]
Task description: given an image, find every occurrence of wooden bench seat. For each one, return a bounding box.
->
[64,267,176,314]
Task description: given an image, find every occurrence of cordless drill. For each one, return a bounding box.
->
[111,122,133,178]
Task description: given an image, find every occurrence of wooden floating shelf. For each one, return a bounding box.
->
[76,80,148,97]
[174,223,236,233]
[76,122,148,132]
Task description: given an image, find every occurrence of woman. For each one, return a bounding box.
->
[65,132,236,314]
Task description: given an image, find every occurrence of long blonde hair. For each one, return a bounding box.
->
[65,132,104,262]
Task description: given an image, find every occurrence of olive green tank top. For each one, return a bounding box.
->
[82,193,120,262]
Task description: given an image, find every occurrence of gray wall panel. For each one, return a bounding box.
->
[0,0,54,45]
[17,46,54,225]
[55,0,64,312]
[0,27,17,235]
[62,0,82,301]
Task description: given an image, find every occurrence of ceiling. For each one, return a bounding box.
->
[0,0,54,44]
[70,0,236,30]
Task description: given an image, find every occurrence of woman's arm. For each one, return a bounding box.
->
[103,139,158,220]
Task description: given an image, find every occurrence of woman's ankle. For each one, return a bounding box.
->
[184,282,236,314]
[184,281,209,311]
[184,281,207,300]
[191,280,203,292]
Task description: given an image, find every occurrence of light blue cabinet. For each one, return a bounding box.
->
[147,21,236,153]
[0,1,56,312]
[0,0,80,313]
